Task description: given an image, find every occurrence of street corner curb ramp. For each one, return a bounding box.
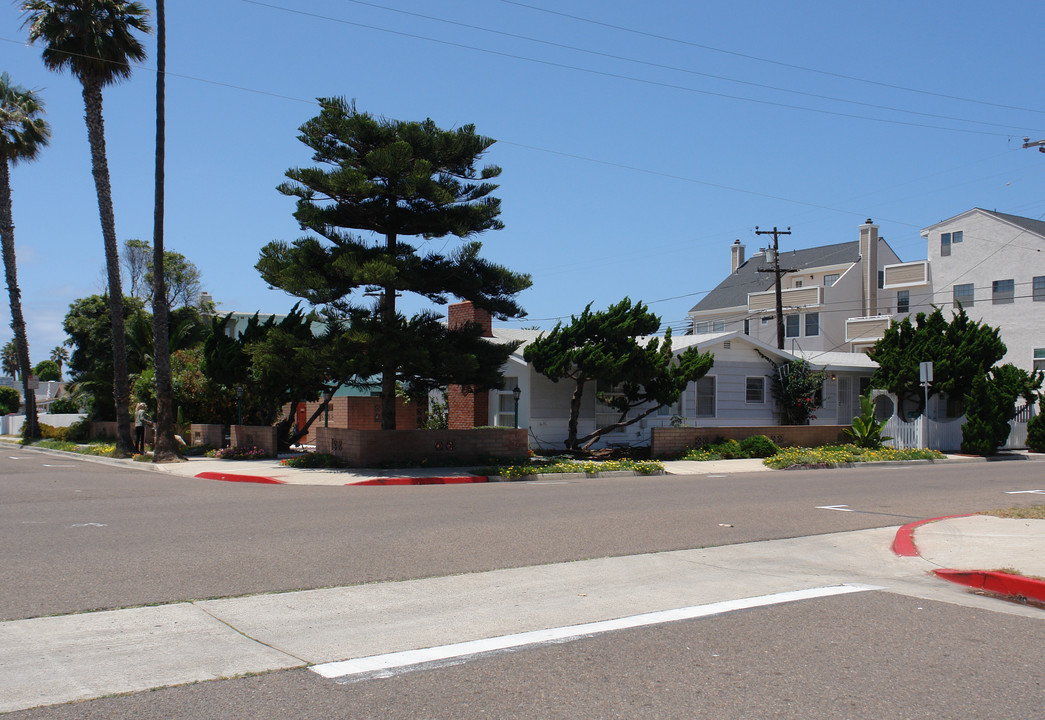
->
[892,514,1045,603]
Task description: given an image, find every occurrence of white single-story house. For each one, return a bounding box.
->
[447,302,877,450]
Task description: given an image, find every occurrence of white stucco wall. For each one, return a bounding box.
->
[922,210,1045,373]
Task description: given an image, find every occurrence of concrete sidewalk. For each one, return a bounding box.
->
[2,518,1041,713]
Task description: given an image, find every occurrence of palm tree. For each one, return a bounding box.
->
[22,0,151,455]
[0,73,50,439]
[151,0,178,461]
[50,345,68,380]
[1,339,19,379]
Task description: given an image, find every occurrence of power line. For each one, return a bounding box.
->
[336,0,1040,135]
[498,0,1045,117]
[241,1,1025,138]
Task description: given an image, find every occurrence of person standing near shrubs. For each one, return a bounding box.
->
[133,403,152,454]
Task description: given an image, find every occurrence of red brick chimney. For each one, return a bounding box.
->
[447,301,493,429]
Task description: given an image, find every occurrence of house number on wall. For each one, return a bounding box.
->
[331,439,344,452]
[435,440,455,451]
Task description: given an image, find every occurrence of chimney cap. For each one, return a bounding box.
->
[733,239,741,245]
[865,218,873,224]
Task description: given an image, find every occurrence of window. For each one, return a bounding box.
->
[1035,349,1045,373]
[595,380,625,432]
[695,321,709,334]
[992,279,1014,304]
[657,398,682,417]
[805,312,820,337]
[941,232,951,256]
[794,279,803,288]
[745,377,765,404]
[495,376,519,427]
[824,274,839,287]
[695,376,716,417]
[878,270,884,289]
[953,283,974,308]
[785,314,800,338]
[1034,276,1045,302]
[897,290,910,314]
[951,230,963,243]
[744,319,750,335]
[713,319,725,332]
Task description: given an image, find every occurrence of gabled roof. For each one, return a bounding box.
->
[921,208,1045,240]
[689,241,859,314]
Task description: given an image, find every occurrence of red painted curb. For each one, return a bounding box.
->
[934,569,1045,603]
[891,514,973,557]
[195,471,286,485]
[349,476,489,486]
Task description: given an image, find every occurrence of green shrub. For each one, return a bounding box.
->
[65,419,91,443]
[37,422,69,441]
[0,386,19,415]
[280,452,343,469]
[1028,399,1045,453]
[48,397,81,414]
[739,434,779,458]
[961,374,1011,456]
[717,438,745,459]
[842,395,892,449]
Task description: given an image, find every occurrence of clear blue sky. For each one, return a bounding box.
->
[2,0,1044,362]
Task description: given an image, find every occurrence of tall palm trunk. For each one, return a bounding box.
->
[151,0,177,461]
[380,230,397,430]
[82,77,133,454]
[0,159,37,439]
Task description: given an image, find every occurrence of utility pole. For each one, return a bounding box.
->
[1023,137,1045,153]
[755,226,796,349]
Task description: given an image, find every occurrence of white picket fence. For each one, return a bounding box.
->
[883,409,1033,453]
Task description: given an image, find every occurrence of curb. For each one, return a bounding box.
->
[194,471,286,485]
[892,514,1045,602]
[348,476,489,486]
[891,514,972,556]
[933,569,1045,603]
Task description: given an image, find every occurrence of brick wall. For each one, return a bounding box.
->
[90,421,117,440]
[294,397,420,442]
[651,425,851,458]
[447,301,494,429]
[231,425,277,458]
[315,427,527,467]
[190,423,224,448]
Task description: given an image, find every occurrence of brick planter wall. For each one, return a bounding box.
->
[190,423,224,448]
[90,421,117,440]
[291,397,420,443]
[231,425,277,458]
[651,425,851,458]
[314,427,528,467]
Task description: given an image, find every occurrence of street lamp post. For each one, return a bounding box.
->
[235,384,244,426]
[512,386,521,429]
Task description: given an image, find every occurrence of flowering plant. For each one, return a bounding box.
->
[208,446,268,460]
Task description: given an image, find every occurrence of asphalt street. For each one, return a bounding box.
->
[1,452,1042,620]
[2,451,1043,717]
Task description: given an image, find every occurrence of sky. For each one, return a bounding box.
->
[1,0,1044,363]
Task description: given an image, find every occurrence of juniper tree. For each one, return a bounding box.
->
[257,98,530,429]
[868,307,1005,418]
[524,298,714,450]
